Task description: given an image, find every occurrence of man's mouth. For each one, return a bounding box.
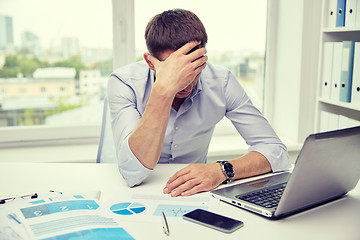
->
[179,89,191,95]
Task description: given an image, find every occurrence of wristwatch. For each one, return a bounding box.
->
[217,161,235,184]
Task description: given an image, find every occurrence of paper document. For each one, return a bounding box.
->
[100,190,218,223]
[1,192,134,240]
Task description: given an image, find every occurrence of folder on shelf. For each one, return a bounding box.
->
[356,0,360,26]
[345,0,357,27]
[328,0,338,27]
[351,42,360,106]
[321,42,334,99]
[340,41,355,102]
[336,0,346,27]
[331,42,343,100]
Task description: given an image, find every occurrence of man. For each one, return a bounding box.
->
[108,9,290,197]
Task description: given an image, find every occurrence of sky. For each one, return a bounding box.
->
[0,0,267,53]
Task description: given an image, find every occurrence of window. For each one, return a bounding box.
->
[0,0,112,128]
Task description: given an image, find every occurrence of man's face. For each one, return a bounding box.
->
[158,50,202,99]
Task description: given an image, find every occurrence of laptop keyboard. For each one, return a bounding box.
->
[235,183,287,209]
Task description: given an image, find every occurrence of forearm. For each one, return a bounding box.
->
[229,151,272,180]
[165,151,272,197]
[128,83,175,169]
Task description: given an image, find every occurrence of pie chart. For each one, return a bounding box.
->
[110,202,146,215]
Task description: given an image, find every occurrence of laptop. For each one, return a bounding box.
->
[211,126,360,219]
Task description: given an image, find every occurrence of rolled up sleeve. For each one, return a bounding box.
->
[118,135,152,187]
[248,143,290,172]
[107,74,153,187]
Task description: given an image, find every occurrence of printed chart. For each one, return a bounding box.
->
[153,204,208,218]
[20,200,99,219]
[110,202,146,215]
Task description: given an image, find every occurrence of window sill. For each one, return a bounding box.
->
[0,125,101,148]
[0,143,99,163]
[0,134,302,164]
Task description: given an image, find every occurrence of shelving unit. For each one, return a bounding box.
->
[315,0,360,132]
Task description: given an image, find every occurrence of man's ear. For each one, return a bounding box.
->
[144,53,155,71]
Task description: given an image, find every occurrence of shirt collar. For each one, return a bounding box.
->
[189,76,203,100]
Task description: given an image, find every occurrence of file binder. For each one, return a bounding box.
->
[340,41,355,102]
[336,0,346,27]
[331,42,343,100]
[321,42,334,99]
[345,0,357,26]
[356,0,360,26]
[328,0,338,27]
[351,42,360,106]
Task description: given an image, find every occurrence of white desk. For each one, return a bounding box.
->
[1,162,359,240]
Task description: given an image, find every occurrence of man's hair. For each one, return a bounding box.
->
[145,9,208,58]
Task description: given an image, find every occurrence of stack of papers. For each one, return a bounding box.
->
[0,190,216,239]
[0,192,134,240]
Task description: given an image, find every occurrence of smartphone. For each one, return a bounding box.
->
[182,209,244,233]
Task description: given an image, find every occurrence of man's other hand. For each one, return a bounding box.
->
[163,163,226,197]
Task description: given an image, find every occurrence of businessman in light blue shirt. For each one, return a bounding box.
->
[108,9,290,197]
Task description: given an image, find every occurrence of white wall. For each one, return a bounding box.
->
[265,0,321,143]
[273,0,303,140]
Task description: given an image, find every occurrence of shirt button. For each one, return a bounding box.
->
[175,126,179,130]
[174,144,178,148]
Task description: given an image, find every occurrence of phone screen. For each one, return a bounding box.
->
[183,209,244,233]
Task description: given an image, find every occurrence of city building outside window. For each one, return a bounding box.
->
[0,0,112,128]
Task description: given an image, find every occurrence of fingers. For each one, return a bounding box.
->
[177,41,202,55]
[163,168,190,194]
[163,163,222,197]
[191,54,208,71]
[180,184,204,197]
[177,41,207,63]
[168,177,201,197]
[145,42,207,72]
[188,46,207,62]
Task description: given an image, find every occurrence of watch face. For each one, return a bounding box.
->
[224,162,235,178]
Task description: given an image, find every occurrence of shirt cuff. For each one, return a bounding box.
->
[118,136,153,187]
[248,144,291,172]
